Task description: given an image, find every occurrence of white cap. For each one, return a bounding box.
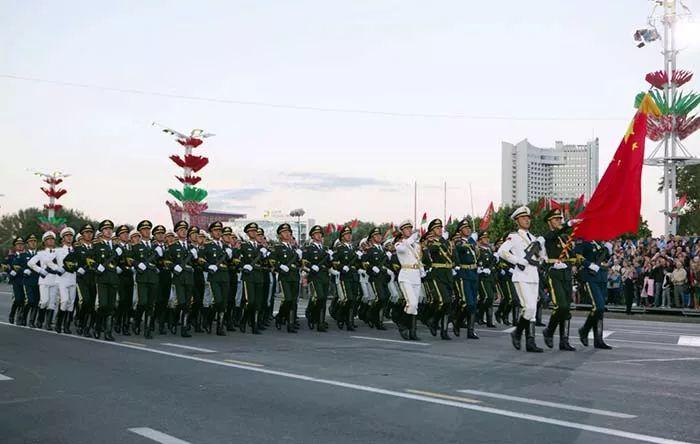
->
[510,206,531,220]
[42,231,56,241]
[60,227,75,238]
[129,230,141,238]
[398,219,413,230]
[76,233,82,242]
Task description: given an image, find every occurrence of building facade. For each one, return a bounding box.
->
[501,138,599,206]
[224,210,315,243]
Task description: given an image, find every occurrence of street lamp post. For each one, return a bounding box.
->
[289,208,305,243]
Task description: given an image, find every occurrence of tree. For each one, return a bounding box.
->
[0,207,98,255]
[666,164,700,235]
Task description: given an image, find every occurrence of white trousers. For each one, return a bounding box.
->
[39,284,59,310]
[399,281,421,315]
[514,281,538,321]
[58,284,76,312]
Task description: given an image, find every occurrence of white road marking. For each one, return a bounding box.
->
[128,427,191,444]
[612,329,698,337]
[457,389,635,418]
[501,327,516,333]
[0,374,13,381]
[607,338,699,348]
[350,336,430,346]
[677,336,700,347]
[600,357,700,364]
[161,343,217,353]
[2,321,692,444]
[588,331,614,340]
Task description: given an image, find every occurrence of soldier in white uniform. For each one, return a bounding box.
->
[27,231,59,330]
[54,227,78,333]
[497,206,545,352]
[394,220,424,341]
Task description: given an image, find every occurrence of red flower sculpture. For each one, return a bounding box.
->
[43,178,63,186]
[44,203,63,212]
[41,187,68,199]
[177,137,203,148]
[645,70,694,89]
[176,175,202,185]
[169,154,209,172]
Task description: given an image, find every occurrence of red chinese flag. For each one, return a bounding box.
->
[479,202,495,231]
[573,94,660,241]
[574,193,586,212]
[420,212,427,225]
[350,219,359,229]
[534,196,546,215]
[549,199,562,210]
[673,194,687,210]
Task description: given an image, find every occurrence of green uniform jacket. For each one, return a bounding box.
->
[303,243,331,285]
[333,243,359,283]
[131,241,159,284]
[362,244,389,284]
[476,245,497,284]
[202,240,231,283]
[426,238,454,285]
[271,242,301,283]
[75,243,96,285]
[239,241,265,283]
[92,241,120,285]
[167,240,195,286]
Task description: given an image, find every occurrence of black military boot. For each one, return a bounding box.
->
[203,307,212,334]
[559,319,576,351]
[287,307,297,333]
[8,302,18,324]
[240,307,249,333]
[104,315,115,341]
[486,307,496,328]
[37,308,46,329]
[377,307,387,330]
[181,311,192,338]
[578,314,594,347]
[317,305,328,332]
[63,312,73,334]
[346,306,356,331]
[467,311,479,339]
[511,306,520,326]
[45,309,55,331]
[440,314,451,340]
[144,313,153,339]
[542,313,558,349]
[133,309,142,335]
[19,305,29,326]
[54,310,64,333]
[169,307,179,335]
[409,315,420,341]
[501,307,511,326]
[122,315,131,336]
[251,310,261,335]
[452,309,462,337]
[93,313,103,339]
[593,318,612,349]
[398,312,410,340]
[114,312,122,334]
[82,312,92,337]
[511,317,527,350]
[216,312,226,336]
[525,321,543,352]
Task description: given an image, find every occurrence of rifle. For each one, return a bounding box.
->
[136,245,161,273]
[517,241,542,271]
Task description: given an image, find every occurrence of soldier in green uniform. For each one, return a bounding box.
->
[257,228,274,331]
[114,225,134,335]
[92,220,121,341]
[476,231,498,329]
[362,227,390,330]
[494,236,514,326]
[8,237,27,325]
[271,223,301,333]
[74,225,97,337]
[332,226,359,331]
[239,222,265,334]
[541,209,577,351]
[221,227,239,331]
[188,226,205,332]
[453,220,479,338]
[418,231,435,329]
[132,220,159,339]
[150,225,170,335]
[303,225,331,332]
[425,219,454,340]
[166,220,195,337]
[201,221,231,336]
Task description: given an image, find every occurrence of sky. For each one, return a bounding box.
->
[1,0,699,234]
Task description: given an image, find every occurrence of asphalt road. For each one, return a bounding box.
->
[1,284,699,444]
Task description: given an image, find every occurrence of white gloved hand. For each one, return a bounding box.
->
[137,263,147,271]
[371,266,380,274]
[225,247,233,258]
[260,247,269,256]
[190,248,198,259]
[500,270,506,276]
[97,264,105,273]
[568,219,582,227]
[173,265,183,273]
[208,264,218,273]
[311,265,320,272]
[39,270,48,277]
[452,269,457,276]
[280,264,290,273]
[330,268,340,276]
[326,249,334,258]
[155,246,163,257]
[296,249,303,259]
[115,246,123,256]
[24,269,31,276]
[477,267,483,274]
[471,232,478,242]
[77,267,86,275]
[420,269,427,278]
[243,264,253,272]
[386,251,392,259]
[442,231,450,240]
[355,251,363,259]
[553,262,568,270]
[537,236,545,244]
[484,268,491,275]
[10,270,16,277]
[342,265,350,272]
[116,266,123,274]
[588,263,600,272]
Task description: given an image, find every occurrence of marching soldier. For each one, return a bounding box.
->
[54,227,78,334]
[363,227,390,330]
[476,231,497,329]
[424,219,454,340]
[257,227,275,331]
[239,222,266,334]
[166,220,196,337]
[332,226,359,331]
[272,223,301,333]
[575,240,613,349]
[153,225,171,335]
[202,221,231,336]
[27,231,59,330]
[494,236,515,326]
[132,220,159,339]
[189,226,206,332]
[541,209,577,351]
[8,237,27,325]
[22,234,41,328]
[303,225,332,332]
[222,226,239,331]
[114,225,135,335]
[91,220,121,341]
[497,206,545,352]
[74,225,97,336]
[394,220,424,341]
[454,219,479,339]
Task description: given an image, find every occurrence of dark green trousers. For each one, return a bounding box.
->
[97,282,118,315]
[174,283,193,308]
[208,281,227,312]
[137,282,158,310]
[546,268,572,324]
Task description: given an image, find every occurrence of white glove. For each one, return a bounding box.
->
[208,264,218,273]
[115,246,123,256]
[537,236,545,244]
[24,269,31,276]
[484,268,491,275]
[190,248,198,259]
[10,270,16,277]
[77,267,86,275]
[567,219,581,227]
[588,263,600,272]
[477,267,483,274]
[116,266,123,274]
[329,268,340,277]
[386,268,392,276]
[280,264,290,273]
[452,269,457,276]
[97,264,105,273]
[553,262,568,270]
[326,250,334,258]
[296,249,303,259]
[311,265,320,272]
[137,263,147,271]
[471,232,478,242]
[57,267,65,274]
[155,246,163,257]
[243,264,253,272]
[260,247,269,256]
[342,265,350,272]
[500,270,506,276]
[420,269,427,278]
[371,266,380,274]
[225,247,233,258]
[386,251,392,259]
[39,270,48,277]
[442,231,449,240]
[355,251,363,259]
[173,265,183,273]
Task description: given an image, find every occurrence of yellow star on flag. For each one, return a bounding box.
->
[632,142,639,151]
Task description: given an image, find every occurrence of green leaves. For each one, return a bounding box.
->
[168,186,208,203]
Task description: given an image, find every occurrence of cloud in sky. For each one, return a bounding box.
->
[278,172,398,191]
[208,187,269,201]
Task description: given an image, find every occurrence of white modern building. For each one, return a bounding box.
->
[501,138,599,206]
[224,209,315,243]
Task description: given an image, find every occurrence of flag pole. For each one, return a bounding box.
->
[443,180,447,223]
[414,180,417,228]
[469,183,476,231]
